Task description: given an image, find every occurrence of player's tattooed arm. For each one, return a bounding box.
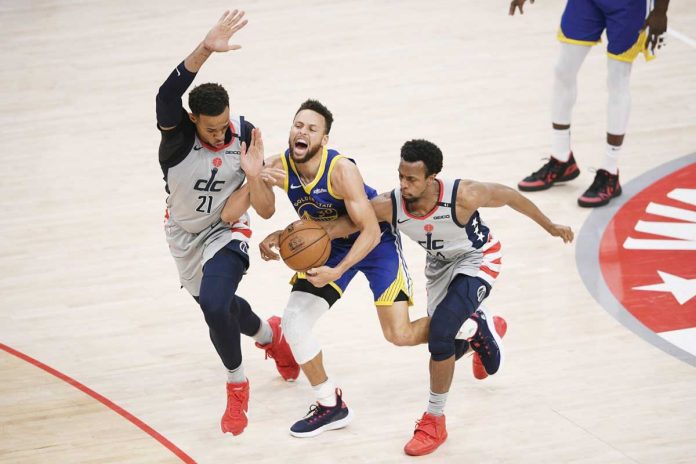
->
[459,180,574,243]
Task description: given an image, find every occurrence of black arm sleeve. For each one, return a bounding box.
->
[156,61,197,128]
[240,118,255,147]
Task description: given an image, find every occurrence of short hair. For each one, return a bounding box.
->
[188,83,229,116]
[295,99,334,134]
[400,139,443,176]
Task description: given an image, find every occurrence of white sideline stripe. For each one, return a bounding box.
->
[668,28,696,49]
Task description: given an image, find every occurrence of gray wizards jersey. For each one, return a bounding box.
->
[164,114,248,234]
[393,178,502,312]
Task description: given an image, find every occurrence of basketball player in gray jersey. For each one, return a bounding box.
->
[156,9,298,436]
[325,139,573,456]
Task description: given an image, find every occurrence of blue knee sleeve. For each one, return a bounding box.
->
[429,307,464,361]
[429,274,490,361]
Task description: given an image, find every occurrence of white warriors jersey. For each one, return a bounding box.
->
[392,178,502,287]
[164,114,250,235]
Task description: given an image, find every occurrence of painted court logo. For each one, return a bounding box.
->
[577,155,696,367]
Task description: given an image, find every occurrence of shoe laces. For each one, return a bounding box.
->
[530,157,563,180]
[304,403,331,424]
[414,415,438,438]
[585,168,612,194]
[226,388,247,418]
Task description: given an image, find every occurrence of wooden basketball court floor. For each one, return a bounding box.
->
[1,1,695,462]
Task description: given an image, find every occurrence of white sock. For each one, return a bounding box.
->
[427,390,448,416]
[312,378,337,407]
[227,365,246,383]
[253,319,273,345]
[551,128,571,162]
[602,144,621,174]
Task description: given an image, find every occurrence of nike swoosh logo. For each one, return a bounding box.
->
[397,218,410,224]
[176,67,181,77]
[290,184,302,189]
[193,145,203,151]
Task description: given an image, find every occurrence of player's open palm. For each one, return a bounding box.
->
[241,128,265,178]
[203,9,248,52]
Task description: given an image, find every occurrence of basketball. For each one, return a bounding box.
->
[279,219,331,272]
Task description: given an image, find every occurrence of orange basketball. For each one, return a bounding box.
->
[279,219,331,272]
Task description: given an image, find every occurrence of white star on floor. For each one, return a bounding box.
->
[633,271,696,305]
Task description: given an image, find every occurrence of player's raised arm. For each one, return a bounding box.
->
[459,180,574,243]
[156,10,248,132]
[305,159,381,287]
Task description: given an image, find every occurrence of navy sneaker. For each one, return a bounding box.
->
[469,307,503,375]
[290,388,354,438]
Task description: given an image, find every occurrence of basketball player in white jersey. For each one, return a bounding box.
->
[324,139,573,456]
[155,10,298,436]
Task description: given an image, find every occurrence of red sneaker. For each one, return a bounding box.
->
[221,379,249,436]
[473,315,507,380]
[404,412,448,456]
[256,316,300,381]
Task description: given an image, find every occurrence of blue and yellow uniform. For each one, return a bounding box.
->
[558,0,654,62]
[280,147,413,306]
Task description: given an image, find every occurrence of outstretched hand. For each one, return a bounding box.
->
[241,128,265,178]
[203,9,248,53]
[548,224,574,243]
[509,0,533,16]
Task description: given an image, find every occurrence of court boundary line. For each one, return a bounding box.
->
[575,153,696,368]
[0,342,196,464]
[668,28,696,49]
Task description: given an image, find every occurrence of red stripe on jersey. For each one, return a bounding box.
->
[479,265,500,278]
[231,227,252,239]
[483,241,501,255]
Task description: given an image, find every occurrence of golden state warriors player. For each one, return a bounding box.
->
[511,0,670,207]
[156,10,298,437]
[241,100,427,438]
[323,140,573,456]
